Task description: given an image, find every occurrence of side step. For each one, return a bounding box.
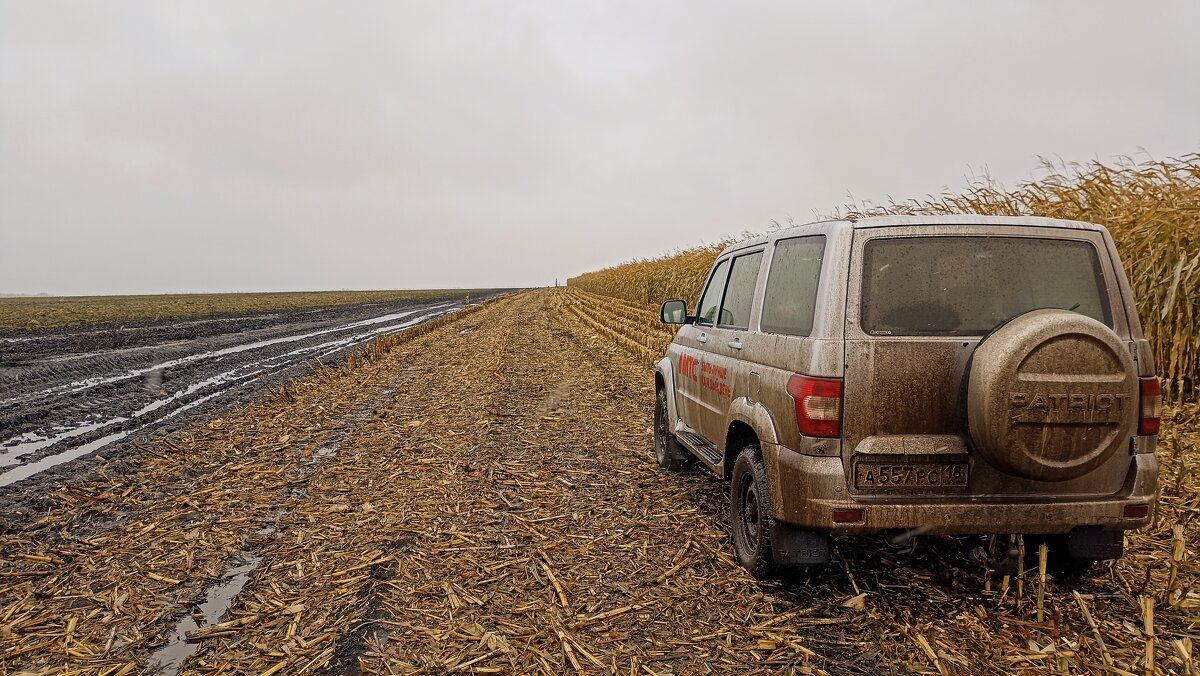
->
[676,430,723,466]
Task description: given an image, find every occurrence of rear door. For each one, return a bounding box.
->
[841,225,1134,498]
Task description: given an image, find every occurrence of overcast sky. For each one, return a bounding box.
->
[1,2,1197,295]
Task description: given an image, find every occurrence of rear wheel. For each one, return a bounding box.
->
[654,387,692,470]
[730,444,776,579]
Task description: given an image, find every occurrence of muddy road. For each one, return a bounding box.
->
[0,292,507,497]
[0,289,1195,675]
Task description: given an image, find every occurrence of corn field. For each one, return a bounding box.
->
[568,242,731,310]
[568,153,1199,400]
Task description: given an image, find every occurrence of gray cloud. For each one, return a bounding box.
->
[2,1,1197,294]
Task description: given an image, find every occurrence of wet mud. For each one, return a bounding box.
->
[0,291,508,506]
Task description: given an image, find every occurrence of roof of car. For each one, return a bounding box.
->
[721,215,1104,256]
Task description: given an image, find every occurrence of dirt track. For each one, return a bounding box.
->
[0,292,506,501]
[0,289,1195,675]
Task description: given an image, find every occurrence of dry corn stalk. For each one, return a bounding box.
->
[567,153,1200,400]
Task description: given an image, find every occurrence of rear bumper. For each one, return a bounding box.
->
[763,443,1158,535]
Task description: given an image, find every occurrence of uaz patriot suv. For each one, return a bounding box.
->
[655,216,1161,578]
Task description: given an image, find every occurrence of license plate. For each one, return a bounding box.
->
[855,461,968,490]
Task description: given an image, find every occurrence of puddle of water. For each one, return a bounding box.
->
[133,368,265,417]
[0,430,132,487]
[342,309,430,329]
[157,385,249,422]
[146,555,263,675]
[0,383,253,488]
[254,507,294,537]
[0,417,128,468]
[0,370,264,474]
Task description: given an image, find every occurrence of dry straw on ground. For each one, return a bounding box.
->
[1,290,1196,674]
[568,153,1199,400]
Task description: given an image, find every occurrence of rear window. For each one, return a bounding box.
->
[861,236,1112,336]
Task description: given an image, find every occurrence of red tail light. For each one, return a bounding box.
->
[1123,503,1150,519]
[832,508,863,523]
[1139,376,1162,436]
[787,374,843,438]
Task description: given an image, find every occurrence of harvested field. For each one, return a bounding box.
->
[1,289,1195,674]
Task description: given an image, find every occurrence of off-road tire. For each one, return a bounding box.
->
[654,387,692,471]
[730,444,776,579]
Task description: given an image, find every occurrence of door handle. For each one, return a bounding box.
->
[697,334,708,344]
[728,339,743,350]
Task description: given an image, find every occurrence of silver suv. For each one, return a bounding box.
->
[655,216,1161,578]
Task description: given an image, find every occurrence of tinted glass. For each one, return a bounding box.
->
[861,236,1111,335]
[761,236,826,336]
[717,252,763,329]
[696,258,730,326]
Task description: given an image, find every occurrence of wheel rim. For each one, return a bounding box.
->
[737,474,760,550]
[654,393,668,464]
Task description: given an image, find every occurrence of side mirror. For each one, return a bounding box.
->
[660,299,690,324]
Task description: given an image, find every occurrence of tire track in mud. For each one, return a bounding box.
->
[175,294,522,674]
[144,364,425,675]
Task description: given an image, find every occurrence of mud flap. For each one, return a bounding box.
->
[771,522,830,566]
[1067,526,1124,561]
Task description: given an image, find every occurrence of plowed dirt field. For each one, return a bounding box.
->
[1,289,1196,675]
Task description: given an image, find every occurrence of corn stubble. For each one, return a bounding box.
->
[0,290,1195,673]
[569,153,1199,401]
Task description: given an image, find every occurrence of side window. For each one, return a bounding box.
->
[695,259,731,326]
[761,235,826,336]
[717,252,764,330]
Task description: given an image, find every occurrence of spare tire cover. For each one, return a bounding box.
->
[967,309,1138,481]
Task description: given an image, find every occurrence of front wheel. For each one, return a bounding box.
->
[654,387,692,470]
[730,444,776,579]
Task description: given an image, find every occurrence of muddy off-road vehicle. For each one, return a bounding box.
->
[655,216,1161,578]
